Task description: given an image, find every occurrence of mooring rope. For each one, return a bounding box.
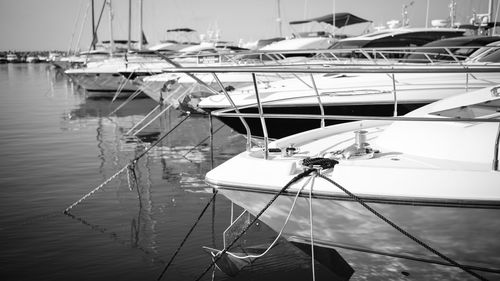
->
[125,104,161,135]
[190,168,316,281]
[64,113,191,214]
[133,113,190,161]
[317,173,489,281]
[224,176,313,260]
[131,104,173,137]
[308,172,317,281]
[109,86,145,116]
[64,165,129,213]
[111,70,136,102]
[180,124,225,159]
[156,191,219,281]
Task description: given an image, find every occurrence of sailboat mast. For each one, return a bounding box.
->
[91,0,96,50]
[108,0,115,56]
[128,0,132,51]
[276,0,282,37]
[425,0,430,28]
[488,0,495,35]
[332,0,336,37]
[139,0,144,50]
[449,0,456,27]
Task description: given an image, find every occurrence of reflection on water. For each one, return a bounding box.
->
[0,64,245,281]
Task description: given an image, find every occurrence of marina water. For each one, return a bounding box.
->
[0,64,335,281]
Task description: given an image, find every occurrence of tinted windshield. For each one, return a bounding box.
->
[477,48,500,62]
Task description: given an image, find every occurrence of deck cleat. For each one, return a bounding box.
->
[328,130,375,160]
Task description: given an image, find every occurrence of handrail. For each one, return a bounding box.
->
[162,45,500,66]
[161,64,500,74]
[494,123,500,171]
[252,73,269,159]
[209,110,500,123]
[211,73,252,151]
[309,74,325,127]
[158,61,500,166]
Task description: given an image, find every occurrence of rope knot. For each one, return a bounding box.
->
[301,157,339,170]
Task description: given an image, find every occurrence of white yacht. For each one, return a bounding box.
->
[6,53,20,63]
[64,52,165,98]
[205,85,500,280]
[197,42,500,139]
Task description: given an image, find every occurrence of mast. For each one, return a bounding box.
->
[128,0,132,51]
[449,0,456,28]
[91,0,96,50]
[276,0,282,37]
[488,0,494,35]
[425,0,430,28]
[139,0,144,50]
[107,0,115,56]
[489,0,494,21]
[332,0,336,37]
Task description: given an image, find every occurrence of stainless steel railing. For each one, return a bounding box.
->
[160,64,500,169]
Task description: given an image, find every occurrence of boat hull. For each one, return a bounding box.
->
[204,102,428,139]
[66,73,148,99]
[219,187,500,279]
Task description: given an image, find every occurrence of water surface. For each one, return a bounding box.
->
[0,63,332,281]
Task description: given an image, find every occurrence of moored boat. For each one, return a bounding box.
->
[6,53,20,63]
[197,44,500,139]
[205,85,500,279]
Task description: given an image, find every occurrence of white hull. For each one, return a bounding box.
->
[65,56,166,97]
[67,72,139,93]
[219,188,500,279]
[200,71,500,109]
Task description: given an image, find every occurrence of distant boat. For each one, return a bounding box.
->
[6,53,20,63]
[26,55,40,63]
[148,27,199,52]
[64,54,157,98]
[205,85,500,280]
[330,27,466,53]
[404,35,500,63]
[51,50,111,70]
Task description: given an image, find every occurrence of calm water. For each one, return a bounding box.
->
[0,64,335,281]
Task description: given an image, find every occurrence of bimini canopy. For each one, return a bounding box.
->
[166,28,196,33]
[289,12,371,28]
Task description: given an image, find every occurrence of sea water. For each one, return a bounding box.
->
[0,63,330,281]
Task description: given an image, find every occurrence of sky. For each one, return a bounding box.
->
[0,0,495,51]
